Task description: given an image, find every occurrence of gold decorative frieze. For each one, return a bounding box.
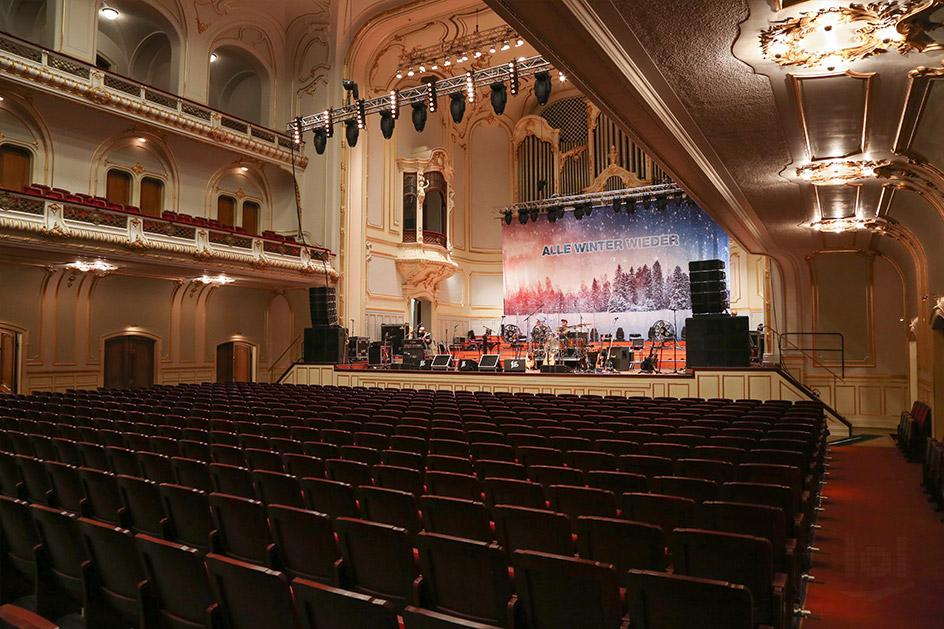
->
[805,215,889,232]
[796,159,889,184]
[761,1,943,69]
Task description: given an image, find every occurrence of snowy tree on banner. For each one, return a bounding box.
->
[652,260,667,310]
[636,265,654,311]
[668,265,691,309]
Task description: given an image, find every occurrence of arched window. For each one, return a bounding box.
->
[0,144,32,191]
[423,170,447,238]
[403,173,417,233]
[105,168,132,206]
[217,195,236,227]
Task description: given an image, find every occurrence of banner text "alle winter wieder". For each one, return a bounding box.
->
[541,233,680,257]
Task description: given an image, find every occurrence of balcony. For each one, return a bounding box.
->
[0,187,334,284]
[0,31,305,169]
[396,229,456,293]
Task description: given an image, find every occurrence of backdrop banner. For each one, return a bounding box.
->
[502,200,730,340]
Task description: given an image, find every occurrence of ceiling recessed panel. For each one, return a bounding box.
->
[815,184,860,219]
[898,76,944,167]
[792,72,872,160]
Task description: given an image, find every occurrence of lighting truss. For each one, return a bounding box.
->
[291,56,554,134]
[495,182,686,216]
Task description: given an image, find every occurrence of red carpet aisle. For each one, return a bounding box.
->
[802,439,944,628]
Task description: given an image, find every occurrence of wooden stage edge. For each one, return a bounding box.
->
[280,364,841,425]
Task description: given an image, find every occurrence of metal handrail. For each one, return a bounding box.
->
[777,331,845,380]
[267,334,303,380]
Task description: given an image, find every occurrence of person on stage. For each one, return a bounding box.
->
[481,328,495,353]
[415,325,431,348]
[557,319,569,338]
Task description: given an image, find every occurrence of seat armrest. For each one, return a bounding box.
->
[0,604,60,629]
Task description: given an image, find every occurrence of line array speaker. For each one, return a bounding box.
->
[309,287,338,326]
[688,259,728,315]
[303,326,348,364]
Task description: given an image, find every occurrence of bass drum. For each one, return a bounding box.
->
[502,324,521,344]
[544,337,561,358]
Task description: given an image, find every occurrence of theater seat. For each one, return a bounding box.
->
[76,518,145,627]
[204,554,299,629]
[402,606,504,629]
[492,506,572,556]
[419,496,492,543]
[252,470,304,508]
[77,467,123,525]
[576,516,666,580]
[209,493,276,568]
[625,570,761,629]
[134,534,218,629]
[292,578,399,629]
[414,533,515,626]
[334,518,422,611]
[29,505,86,621]
[267,505,345,586]
[547,485,618,530]
[483,479,546,510]
[160,484,213,555]
[300,478,359,520]
[116,475,166,537]
[512,550,627,629]
[0,496,39,608]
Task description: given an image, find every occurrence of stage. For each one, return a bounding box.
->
[281,363,817,411]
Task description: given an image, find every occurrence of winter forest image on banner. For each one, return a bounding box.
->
[501,199,730,337]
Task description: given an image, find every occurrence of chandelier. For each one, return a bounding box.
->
[194,274,234,286]
[796,159,889,185]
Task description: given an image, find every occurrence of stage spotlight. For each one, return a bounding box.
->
[449,92,466,123]
[344,119,359,147]
[411,101,428,132]
[490,81,508,115]
[342,79,359,101]
[313,128,327,154]
[504,211,513,225]
[574,205,584,220]
[630,201,640,214]
[533,71,552,105]
[379,110,395,139]
[529,207,539,222]
[655,198,668,211]
[584,203,593,217]
[548,207,558,223]
[612,198,622,213]
[518,209,528,224]
[642,197,652,210]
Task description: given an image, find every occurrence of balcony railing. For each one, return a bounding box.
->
[400,229,446,248]
[0,187,334,279]
[0,31,305,168]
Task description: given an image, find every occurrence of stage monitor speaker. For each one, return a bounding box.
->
[685,315,750,368]
[431,354,453,371]
[458,358,479,371]
[479,355,502,372]
[609,347,634,371]
[381,324,408,355]
[503,358,527,372]
[368,342,383,366]
[304,326,347,364]
[540,364,568,373]
[689,259,725,272]
[417,357,434,370]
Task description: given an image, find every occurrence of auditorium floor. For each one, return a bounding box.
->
[802,437,943,628]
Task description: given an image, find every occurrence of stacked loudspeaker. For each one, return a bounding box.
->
[304,287,347,364]
[685,259,750,368]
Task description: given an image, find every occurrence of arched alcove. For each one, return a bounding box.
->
[96,0,183,92]
[0,0,51,47]
[208,45,270,126]
[91,133,177,215]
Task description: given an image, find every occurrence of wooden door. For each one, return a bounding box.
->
[217,195,236,227]
[217,341,253,383]
[242,201,259,234]
[0,144,32,191]
[103,336,155,388]
[106,169,132,207]
[0,330,17,394]
[139,177,164,216]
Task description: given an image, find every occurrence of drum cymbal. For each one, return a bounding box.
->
[562,322,590,328]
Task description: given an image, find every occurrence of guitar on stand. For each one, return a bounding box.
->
[640,344,659,373]
[596,316,618,371]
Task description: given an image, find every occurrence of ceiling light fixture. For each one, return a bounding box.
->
[195,274,234,286]
[210,53,218,63]
[796,159,888,185]
[137,137,147,143]
[395,25,525,82]
[239,166,249,172]
[806,216,887,233]
[66,260,117,274]
[100,7,119,20]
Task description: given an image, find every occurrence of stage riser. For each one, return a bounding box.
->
[282,364,815,405]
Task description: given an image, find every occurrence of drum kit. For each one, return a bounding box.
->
[524,320,591,369]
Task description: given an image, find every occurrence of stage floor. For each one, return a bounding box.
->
[372,340,687,372]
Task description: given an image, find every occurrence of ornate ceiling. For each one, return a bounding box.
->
[485,0,944,300]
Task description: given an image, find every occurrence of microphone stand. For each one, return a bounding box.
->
[670,307,680,373]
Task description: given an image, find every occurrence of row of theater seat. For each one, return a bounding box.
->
[0,384,825,628]
[897,400,932,461]
[10,185,302,243]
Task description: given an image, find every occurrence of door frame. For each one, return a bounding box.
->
[215,336,258,383]
[100,330,162,387]
[0,323,26,394]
